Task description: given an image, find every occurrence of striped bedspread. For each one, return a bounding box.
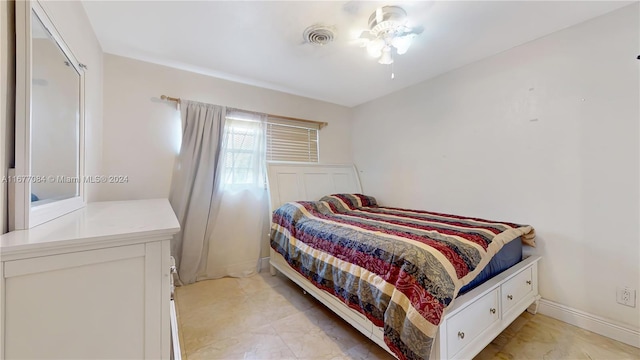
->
[270,194,535,360]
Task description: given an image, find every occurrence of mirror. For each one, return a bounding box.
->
[30,11,80,204]
[10,0,85,230]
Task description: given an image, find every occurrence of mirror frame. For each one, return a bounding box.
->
[10,0,86,230]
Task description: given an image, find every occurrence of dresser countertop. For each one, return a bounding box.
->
[0,199,180,258]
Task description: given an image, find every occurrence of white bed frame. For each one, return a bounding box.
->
[266,163,541,359]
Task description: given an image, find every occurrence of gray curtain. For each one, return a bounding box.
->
[169,100,226,284]
[200,112,267,279]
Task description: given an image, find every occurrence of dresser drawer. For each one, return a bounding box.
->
[501,267,533,313]
[446,288,499,356]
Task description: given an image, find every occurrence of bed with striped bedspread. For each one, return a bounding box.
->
[270,194,535,360]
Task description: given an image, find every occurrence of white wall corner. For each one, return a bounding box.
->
[538,298,640,348]
[259,257,270,273]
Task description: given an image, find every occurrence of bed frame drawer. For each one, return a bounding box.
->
[435,256,540,360]
[501,267,533,314]
[446,288,499,356]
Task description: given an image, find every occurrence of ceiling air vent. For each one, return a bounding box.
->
[303,25,335,46]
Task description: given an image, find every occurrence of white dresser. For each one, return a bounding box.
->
[0,199,180,359]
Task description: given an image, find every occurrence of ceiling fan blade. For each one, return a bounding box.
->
[358,30,374,40]
[395,25,423,38]
[409,25,424,35]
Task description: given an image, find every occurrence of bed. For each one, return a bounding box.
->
[267,163,541,360]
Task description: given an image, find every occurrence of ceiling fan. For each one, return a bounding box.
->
[358,6,423,67]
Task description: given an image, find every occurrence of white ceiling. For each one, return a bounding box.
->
[82,1,632,107]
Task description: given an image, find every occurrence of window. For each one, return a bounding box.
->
[222,113,321,186]
[266,117,319,163]
[222,118,263,186]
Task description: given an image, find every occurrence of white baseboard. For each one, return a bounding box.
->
[538,298,639,348]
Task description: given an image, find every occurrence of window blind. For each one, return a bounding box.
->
[266,117,319,163]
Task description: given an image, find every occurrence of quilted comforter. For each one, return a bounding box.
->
[270,194,535,360]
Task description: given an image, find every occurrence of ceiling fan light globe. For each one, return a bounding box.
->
[366,38,385,57]
[378,47,393,64]
[392,35,413,55]
[368,48,382,58]
[378,56,394,65]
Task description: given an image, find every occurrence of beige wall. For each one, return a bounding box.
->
[99,54,353,257]
[98,54,353,202]
[353,5,639,329]
[1,0,15,234]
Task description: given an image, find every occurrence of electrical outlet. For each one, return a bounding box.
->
[616,287,636,307]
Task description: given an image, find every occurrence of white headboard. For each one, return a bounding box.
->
[266,163,362,212]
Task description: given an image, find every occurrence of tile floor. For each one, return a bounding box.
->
[175,272,640,360]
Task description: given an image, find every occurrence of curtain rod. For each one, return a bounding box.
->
[160,94,328,129]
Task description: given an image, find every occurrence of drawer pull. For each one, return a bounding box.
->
[490,308,496,314]
[507,295,513,300]
[526,280,532,285]
[458,331,465,339]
